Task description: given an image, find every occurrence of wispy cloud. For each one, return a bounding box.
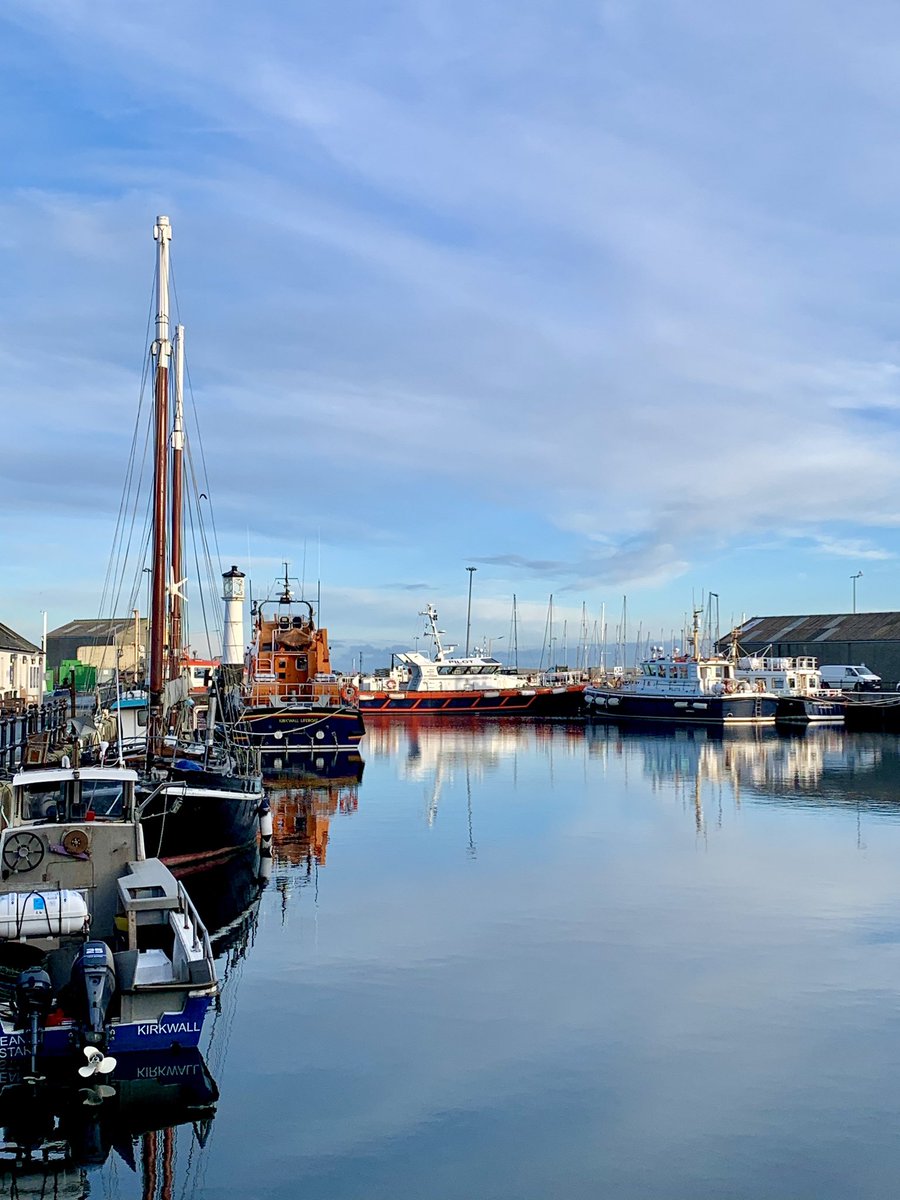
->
[4,0,900,642]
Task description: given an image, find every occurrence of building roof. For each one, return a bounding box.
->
[729,613,900,645]
[0,621,41,654]
[47,618,139,641]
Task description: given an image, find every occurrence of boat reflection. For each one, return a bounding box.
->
[0,1049,217,1195]
[364,714,586,762]
[267,753,364,901]
[181,842,270,960]
[584,721,893,833]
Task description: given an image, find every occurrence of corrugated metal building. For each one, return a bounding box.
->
[719,613,900,685]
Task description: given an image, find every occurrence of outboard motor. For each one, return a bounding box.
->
[71,941,117,1043]
[14,966,53,1078]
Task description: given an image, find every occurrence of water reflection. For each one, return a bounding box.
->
[581,720,900,835]
[0,1050,217,1195]
[39,719,900,1200]
[267,752,365,908]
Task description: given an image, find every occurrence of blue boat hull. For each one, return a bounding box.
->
[233,706,365,754]
[775,696,845,724]
[585,691,778,724]
[0,993,212,1061]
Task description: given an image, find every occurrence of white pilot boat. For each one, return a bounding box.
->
[357,605,584,717]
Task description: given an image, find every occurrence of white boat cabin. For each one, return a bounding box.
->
[631,654,749,696]
[385,605,533,694]
[735,655,825,696]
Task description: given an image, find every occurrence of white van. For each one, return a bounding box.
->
[818,664,882,692]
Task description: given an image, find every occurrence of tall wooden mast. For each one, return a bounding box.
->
[148,215,172,761]
[169,322,185,678]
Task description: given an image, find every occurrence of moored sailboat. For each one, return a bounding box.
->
[98,217,266,865]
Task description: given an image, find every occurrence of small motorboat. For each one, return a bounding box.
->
[0,763,217,1068]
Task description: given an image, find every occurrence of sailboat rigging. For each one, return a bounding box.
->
[96,217,267,865]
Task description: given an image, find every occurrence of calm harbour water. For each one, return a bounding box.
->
[77,721,900,1196]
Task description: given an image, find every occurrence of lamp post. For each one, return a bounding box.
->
[465,567,477,656]
[851,571,863,614]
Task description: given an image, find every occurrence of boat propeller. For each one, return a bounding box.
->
[78,1044,117,1079]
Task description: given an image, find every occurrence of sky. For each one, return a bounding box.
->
[4,0,900,668]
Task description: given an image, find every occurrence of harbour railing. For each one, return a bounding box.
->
[0,699,70,774]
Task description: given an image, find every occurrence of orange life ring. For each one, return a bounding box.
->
[341,685,358,703]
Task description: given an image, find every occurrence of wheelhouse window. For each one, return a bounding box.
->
[81,780,126,819]
[21,782,67,821]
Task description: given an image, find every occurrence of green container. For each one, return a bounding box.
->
[58,660,97,691]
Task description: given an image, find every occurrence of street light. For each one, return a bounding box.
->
[465,567,477,656]
[851,571,863,614]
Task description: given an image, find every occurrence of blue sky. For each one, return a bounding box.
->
[4,1,900,666]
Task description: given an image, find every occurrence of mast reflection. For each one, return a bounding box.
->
[585,722,892,834]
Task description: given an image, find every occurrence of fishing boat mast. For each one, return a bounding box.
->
[148,215,172,761]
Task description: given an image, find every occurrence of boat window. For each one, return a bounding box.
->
[437,666,452,675]
[21,782,68,822]
[82,780,126,819]
[137,709,148,727]
[452,666,469,675]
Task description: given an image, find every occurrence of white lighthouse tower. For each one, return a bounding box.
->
[222,565,246,666]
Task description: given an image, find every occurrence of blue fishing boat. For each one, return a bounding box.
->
[585,610,779,726]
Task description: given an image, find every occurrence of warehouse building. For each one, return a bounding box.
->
[720,613,900,687]
[46,616,147,684]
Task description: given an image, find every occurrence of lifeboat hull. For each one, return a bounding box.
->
[233,705,366,753]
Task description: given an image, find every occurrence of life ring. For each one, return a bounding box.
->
[341,685,358,703]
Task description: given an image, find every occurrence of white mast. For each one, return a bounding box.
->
[420,605,449,661]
